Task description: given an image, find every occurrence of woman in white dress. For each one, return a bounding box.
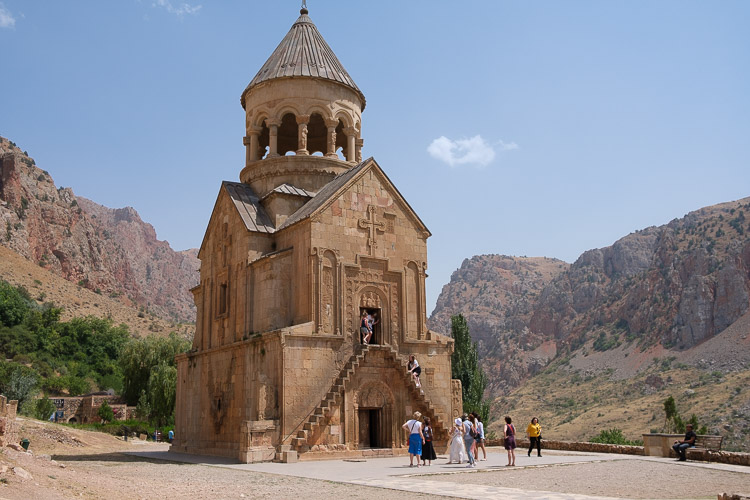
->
[447,418,467,464]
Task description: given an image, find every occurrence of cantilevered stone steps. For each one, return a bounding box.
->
[290,346,368,451]
[290,344,450,452]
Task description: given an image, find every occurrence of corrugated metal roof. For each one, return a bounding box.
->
[242,8,365,109]
[223,181,275,233]
[266,183,316,199]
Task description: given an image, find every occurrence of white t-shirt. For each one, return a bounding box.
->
[478,421,485,439]
[406,419,422,435]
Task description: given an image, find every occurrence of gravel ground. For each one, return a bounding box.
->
[1,450,456,500]
[422,459,750,499]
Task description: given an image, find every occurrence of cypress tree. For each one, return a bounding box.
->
[450,314,490,422]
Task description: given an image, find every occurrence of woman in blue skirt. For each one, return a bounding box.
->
[402,411,425,467]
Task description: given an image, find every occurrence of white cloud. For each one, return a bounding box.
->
[153,0,202,17]
[427,135,514,167]
[0,3,16,29]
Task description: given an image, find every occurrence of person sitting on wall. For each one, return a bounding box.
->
[672,423,697,461]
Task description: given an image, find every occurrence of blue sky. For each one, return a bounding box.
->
[2,1,749,313]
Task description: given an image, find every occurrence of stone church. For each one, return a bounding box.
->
[172,7,462,463]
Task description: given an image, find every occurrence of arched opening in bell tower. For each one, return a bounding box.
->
[278,113,298,155]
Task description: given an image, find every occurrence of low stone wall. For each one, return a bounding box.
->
[486,437,750,466]
[486,438,643,456]
[685,449,750,466]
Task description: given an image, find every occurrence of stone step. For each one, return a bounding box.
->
[297,429,308,439]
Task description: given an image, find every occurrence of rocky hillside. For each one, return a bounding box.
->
[430,197,750,394]
[0,137,199,323]
[429,255,569,392]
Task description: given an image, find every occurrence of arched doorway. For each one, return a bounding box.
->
[358,288,387,345]
[355,381,394,449]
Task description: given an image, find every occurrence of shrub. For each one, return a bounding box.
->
[589,428,642,446]
[97,400,114,423]
[32,396,56,420]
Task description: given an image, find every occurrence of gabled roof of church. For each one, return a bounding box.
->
[223,181,275,233]
[277,157,431,236]
[241,8,365,109]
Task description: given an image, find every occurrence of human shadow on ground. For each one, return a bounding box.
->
[51,451,240,466]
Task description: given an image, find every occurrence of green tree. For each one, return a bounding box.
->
[2,364,39,407]
[32,396,56,421]
[97,400,114,423]
[663,395,677,432]
[136,389,151,420]
[450,314,489,421]
[120,333,189,405]
[0,281,32,327]
[148,363,177,426]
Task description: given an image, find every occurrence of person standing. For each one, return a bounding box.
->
[526,417,542,457]
[503,416,517,466]
[402,411,425,467]
[421,417,437,466]
[463,414,477,468]
[366,312,378,344]
[447,418,466,464]
[672,423,697,461]
[474,413,487,460]
[360,311,370,345]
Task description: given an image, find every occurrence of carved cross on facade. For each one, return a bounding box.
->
[358,205,385,255]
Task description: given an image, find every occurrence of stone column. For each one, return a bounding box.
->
[355,138,364,163]
[244,126,262,164]
[325,118,339,158]
[344,127,356,162]
[296,115,310,155]
[267,119,281,157]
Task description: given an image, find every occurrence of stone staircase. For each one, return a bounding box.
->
[289,344,449,453]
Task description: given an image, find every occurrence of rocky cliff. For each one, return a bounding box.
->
[429,197,750,392]
[0,137,199,323]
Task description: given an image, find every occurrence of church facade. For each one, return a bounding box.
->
[172,8,462,463]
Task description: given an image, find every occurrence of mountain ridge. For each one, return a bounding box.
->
[0,136,199,324]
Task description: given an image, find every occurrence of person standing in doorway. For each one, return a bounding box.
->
[504,416,517,466]
[526,417,542,457]
[360,311,370,345]
[366,311,378,344]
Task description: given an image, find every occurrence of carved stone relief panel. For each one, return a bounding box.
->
[451,379,463,420]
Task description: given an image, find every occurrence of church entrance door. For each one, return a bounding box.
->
[360,307,382,345]
[357,408,382,448]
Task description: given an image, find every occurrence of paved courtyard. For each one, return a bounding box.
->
[129,446,750,500]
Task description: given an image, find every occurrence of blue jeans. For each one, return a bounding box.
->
[464,437,475,464]
[672,442,693,460]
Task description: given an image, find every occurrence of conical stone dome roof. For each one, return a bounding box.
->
[242,8,365,109]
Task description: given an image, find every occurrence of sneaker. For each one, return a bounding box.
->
[466,464,473,468]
